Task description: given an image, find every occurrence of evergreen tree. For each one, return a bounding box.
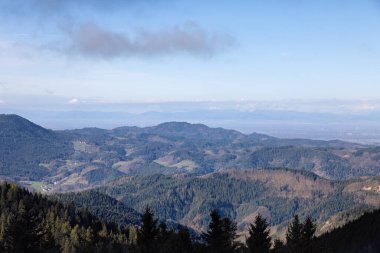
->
[176,228,193,253]
[202,209,237,253]
[69,224,82,253]
[137,206,159,253]
[129,227,138,246]
[202,210,224,253]
[301,216,316,253]
[158,222,169,242]
[284,215,316,253]
[221,217,238,252]
[246,214,271,253]
[286,215,303,253]
[157,222,170,253]
[156,227,194,253]
[3,202,39,253]
[36,214,59,252]
[0,181,129,253]
[271,239,286,253]
[1,213,16,253]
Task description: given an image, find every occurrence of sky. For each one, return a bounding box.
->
[1,0,380,112]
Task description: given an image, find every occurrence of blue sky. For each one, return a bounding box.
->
[1,0,380,109]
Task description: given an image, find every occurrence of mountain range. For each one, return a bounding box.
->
[0,114,377,184]
[1,114,380,238]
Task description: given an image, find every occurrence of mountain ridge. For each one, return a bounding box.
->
[0,114,377,186]
[2,114,380,244]
[94,168,378,238]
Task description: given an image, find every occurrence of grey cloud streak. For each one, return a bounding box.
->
[59,22,234,59]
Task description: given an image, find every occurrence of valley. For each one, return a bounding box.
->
[1,114,380,241]
[2,114,380,187]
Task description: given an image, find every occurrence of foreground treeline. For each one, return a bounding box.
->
[0,182,128,253]
[133,208,316,253]
[1,182,380,253]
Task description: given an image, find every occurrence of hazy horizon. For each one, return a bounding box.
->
[1,0,380,143]
[2,2,380,251]
[3,108,380,145]
[1,0,380,103]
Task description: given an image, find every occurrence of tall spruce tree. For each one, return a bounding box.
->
[176,228,193,253]
[272,239,286,253]
[246,214,271,253]
[286,215,303,253]
[202,210,223,253]
[221,217,238,252]
[301,216,316,253]
[157,227,194,253]
[202,209,237,253]
[137,206,159,253]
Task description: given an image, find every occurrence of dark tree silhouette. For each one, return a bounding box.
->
[284,215,316,253]
[137,206,159,253]
[202,210,224,253]
[202,210,237,253]
[271,239,286,253]
[246,214,271,253]
[0,182,128,253]
[221,217,238,252]
[2,180,380,253]
[301,216,316,253]
[286,215,303,253]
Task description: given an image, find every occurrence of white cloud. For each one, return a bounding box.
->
[68,98,80,104]
[342,102,377,112]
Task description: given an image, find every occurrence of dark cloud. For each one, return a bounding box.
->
[57,22,234,59]
[1,0,235,59]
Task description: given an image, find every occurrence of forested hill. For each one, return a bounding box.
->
[94,169,378,237]
[314,209,380,253]
[55,190,198,235]
[1,181,380,253]
[2,114,380,192]
[55,190,141,226]
[0,181,129,253]
[0,114,73,180]
[0,181,200,253]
